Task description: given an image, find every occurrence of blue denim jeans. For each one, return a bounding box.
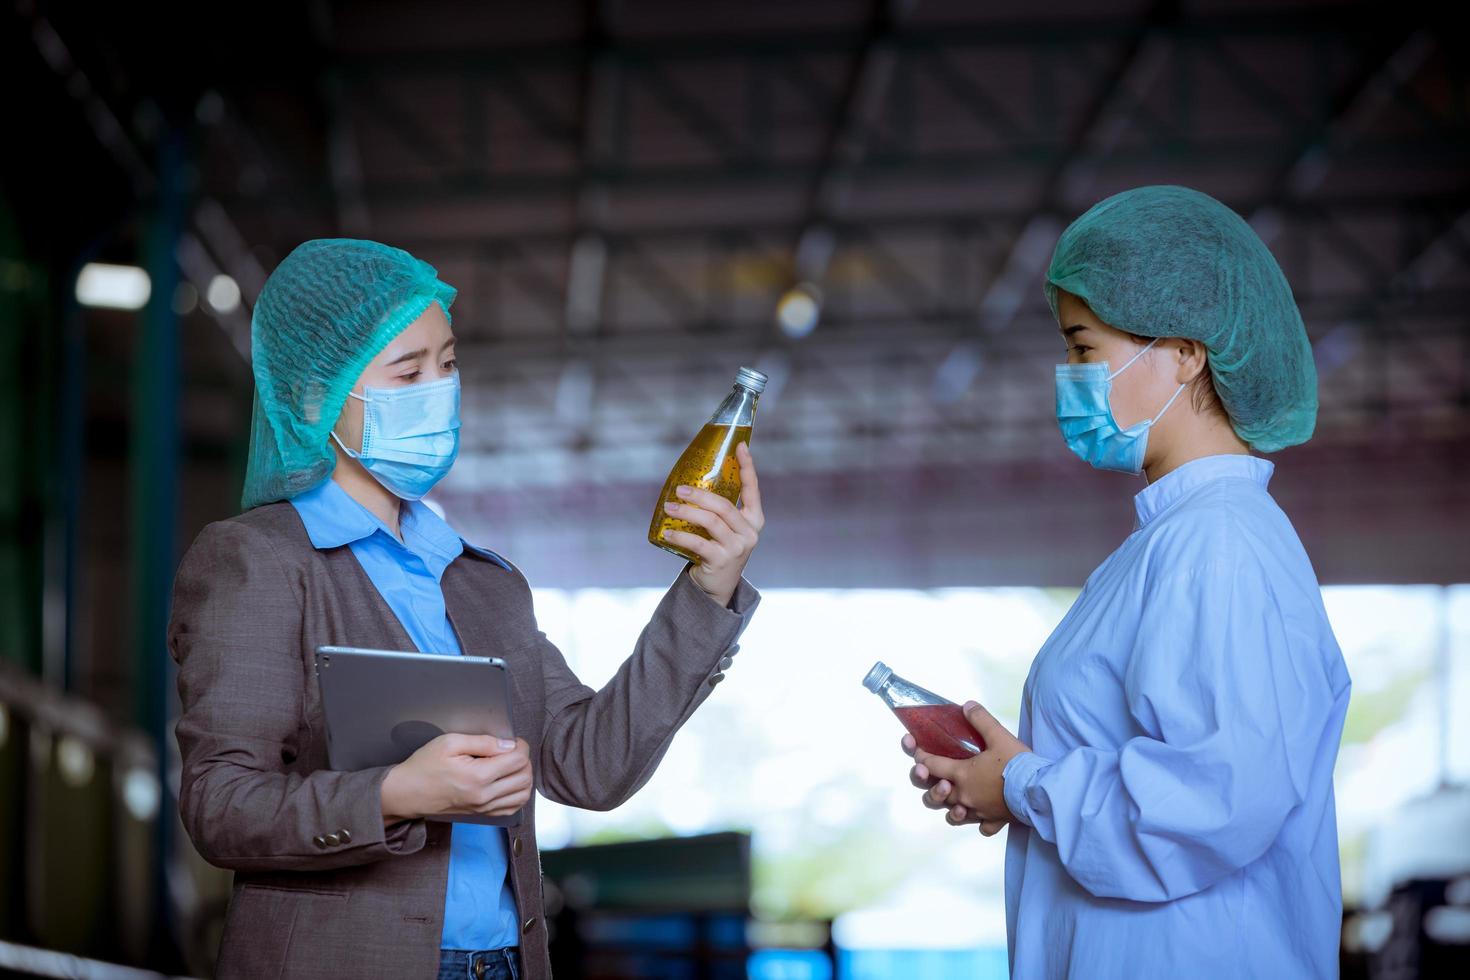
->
[436,946,521,980]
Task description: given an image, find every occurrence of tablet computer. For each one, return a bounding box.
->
[314,645,522,826]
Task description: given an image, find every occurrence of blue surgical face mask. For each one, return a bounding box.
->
[1055,338,1186,475]
[330,373,461,500]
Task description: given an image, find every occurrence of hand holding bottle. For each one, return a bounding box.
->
[649,366,767,606]
[903,701,1031,837]
[661,442,764,608]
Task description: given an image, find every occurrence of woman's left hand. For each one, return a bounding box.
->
[906,701,1033,837]
[661,442,765,608]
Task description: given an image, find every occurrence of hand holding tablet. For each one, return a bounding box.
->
[314,645,528,826]
[380,733,532,825]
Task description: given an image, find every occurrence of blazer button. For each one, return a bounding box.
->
[522,916,538,934]
[726,644,740,657]
[512,836,523,857]
[313,835,328,849]
[708,673,725,687]
[338,829,352,844]
[325,832,341,847]
[718,656,733,671]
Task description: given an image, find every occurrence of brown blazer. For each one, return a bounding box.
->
[167,501,759,979]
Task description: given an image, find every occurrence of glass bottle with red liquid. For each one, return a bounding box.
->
[862,661,986,759]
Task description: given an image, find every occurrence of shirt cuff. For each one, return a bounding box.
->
[1002,751,1051,829]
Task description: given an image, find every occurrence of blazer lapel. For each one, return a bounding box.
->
[322,545,417,652]
[441,558,533,732]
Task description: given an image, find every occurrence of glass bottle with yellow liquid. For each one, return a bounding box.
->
[648,366,768,563]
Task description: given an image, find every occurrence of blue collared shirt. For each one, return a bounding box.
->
[1001,454,1351,979]
[291,478,520,951]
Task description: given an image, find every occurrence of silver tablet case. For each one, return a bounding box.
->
[314,645,523,827]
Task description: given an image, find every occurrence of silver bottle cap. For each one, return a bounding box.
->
[734,366,769,394]
[862,661,893,693]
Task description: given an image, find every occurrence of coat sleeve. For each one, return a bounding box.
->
[534,565,760,811]
[169,520,428,872]
[1001,556,1343,902]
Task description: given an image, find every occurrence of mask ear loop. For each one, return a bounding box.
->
[1106,337,1161,381]
[329,389,370,459]
[1106,337,1189,427]
[329,429,361,459]
[1147,381,1189,427]
[1139,340,1197,427]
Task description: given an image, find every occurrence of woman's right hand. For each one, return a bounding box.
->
[903,705,1023,838]
[380,733,533,824]
[902,733,985,830]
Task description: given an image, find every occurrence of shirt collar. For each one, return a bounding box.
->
[291,478,379,549]
[289,479,465,578]
[1133,454,1275,529]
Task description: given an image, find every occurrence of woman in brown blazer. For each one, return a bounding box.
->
[168,239,764,979]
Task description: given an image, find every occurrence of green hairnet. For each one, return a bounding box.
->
[1043,185,1317,452]
[241,239,457,511]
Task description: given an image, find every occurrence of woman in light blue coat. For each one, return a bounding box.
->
[905,186,1351,979]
